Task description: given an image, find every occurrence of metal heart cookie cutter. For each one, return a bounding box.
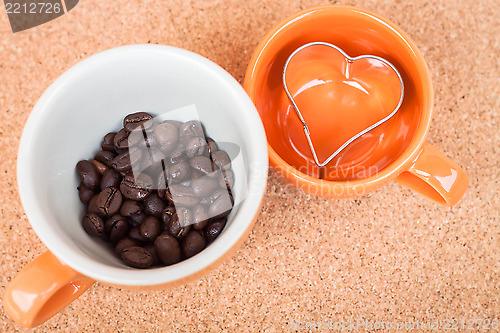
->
[282,42,405,168]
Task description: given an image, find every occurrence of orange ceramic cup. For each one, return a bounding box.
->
[244,5,468,205]
[4,45,268,327]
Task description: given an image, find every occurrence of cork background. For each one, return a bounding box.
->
[0,0,498,331]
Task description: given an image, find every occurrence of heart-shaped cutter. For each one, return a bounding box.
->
[282,42,405,167]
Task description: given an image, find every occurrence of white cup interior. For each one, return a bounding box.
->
[17,45,268,286]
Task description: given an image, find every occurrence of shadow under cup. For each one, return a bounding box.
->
[19,46,264,286]
[250,8,430,181]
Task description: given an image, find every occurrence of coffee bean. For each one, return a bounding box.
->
[204,218,226,243]
[168,161,191,184]
[121,246,153,268]
[191,176,218,198]
[185,136,207,158]
[179,120,204,143]
[143,193,166,217]
[128,211,147,227]
[192,205,209,230]
[154,233,181,265]
[177,206,193,228]
[101,132,116,151]
[166,144,187,165]
[95,151,116,167]
[168,184,199,207]
[87,195,100,214]
[120,200,143,217]
[113,128,130,150]
[78,184,95,204]
[91,159,109,175]
[206,137,218,156]
[105,215,129,243]
[154,122,178,152]
[76,160,100,190]
[123,112,153,132]
[120,172,152,201]
[112,149,143,173]
[189,156,215,176]
[219,170,235,189]
[139,216,161,241]
[82,213,105,238]
[100,169,121,190]
[212,151,231,170]
[144,244,160,266]
[115,237,139,254]
[161,205,176,225]
[140,147,165,171]
[97,187,123,216]
[168,214,191,238]
[129,226,147,242]
[181,231,206,258]
[208,189,233,219]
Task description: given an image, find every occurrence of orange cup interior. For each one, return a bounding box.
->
[245,5,433,192]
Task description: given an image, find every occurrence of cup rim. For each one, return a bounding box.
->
[244,5,433,194]
[17,44,269,286]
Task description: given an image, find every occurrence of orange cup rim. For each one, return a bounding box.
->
[244,5,433,192]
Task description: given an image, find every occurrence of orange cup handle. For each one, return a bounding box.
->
[3,251,95,328]
[396,142,468,206]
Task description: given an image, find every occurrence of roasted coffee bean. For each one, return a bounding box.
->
[168,184,199,207]
[189,156,215,176]
[121,246,153,268]
[168,161,191,184]
[206,137,218,156]
[97,187,123,216]
[208,190,233,219]
[192,176,218,198]
[129,227,147,242]
[186,136,207,158]
[101,132,116,151]
[123,112,153,132]
[113,128,130,150]
[190,170,204,181]
[168,214,191,238]
[105,215,129,243]
[78,184,95,204]
[144,244,160,266]
[208,189,232,205]
[204,218,226,243]
[120,172,152,201]
[76,160,100,190]
[82,213,105,237]
[115,237,139,254]
[139,216,161,241]
[179,120,204,143]
[176,206,193,228]
[100,169,121,190]
[161,205,176,225]
[192,205,209,230]
[154,233,181,265]
[181,231,206,258]
[112,149,143,173]
[128,211,147,227]
[95,150,116,167]
[92,159,109,175]
[154,122,178,152]
[166,144,187,165]
[143,193,166,217]
[120,200,143,217]
[219,170,235,189]
[140,147,165,171]
[212,150,231,170]
[87,194,100,214]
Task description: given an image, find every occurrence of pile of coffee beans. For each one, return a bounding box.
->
[76,112,234,268]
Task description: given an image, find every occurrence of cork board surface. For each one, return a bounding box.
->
[0,0,498,331]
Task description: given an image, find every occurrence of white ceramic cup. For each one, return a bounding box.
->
[4,45,268,328]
